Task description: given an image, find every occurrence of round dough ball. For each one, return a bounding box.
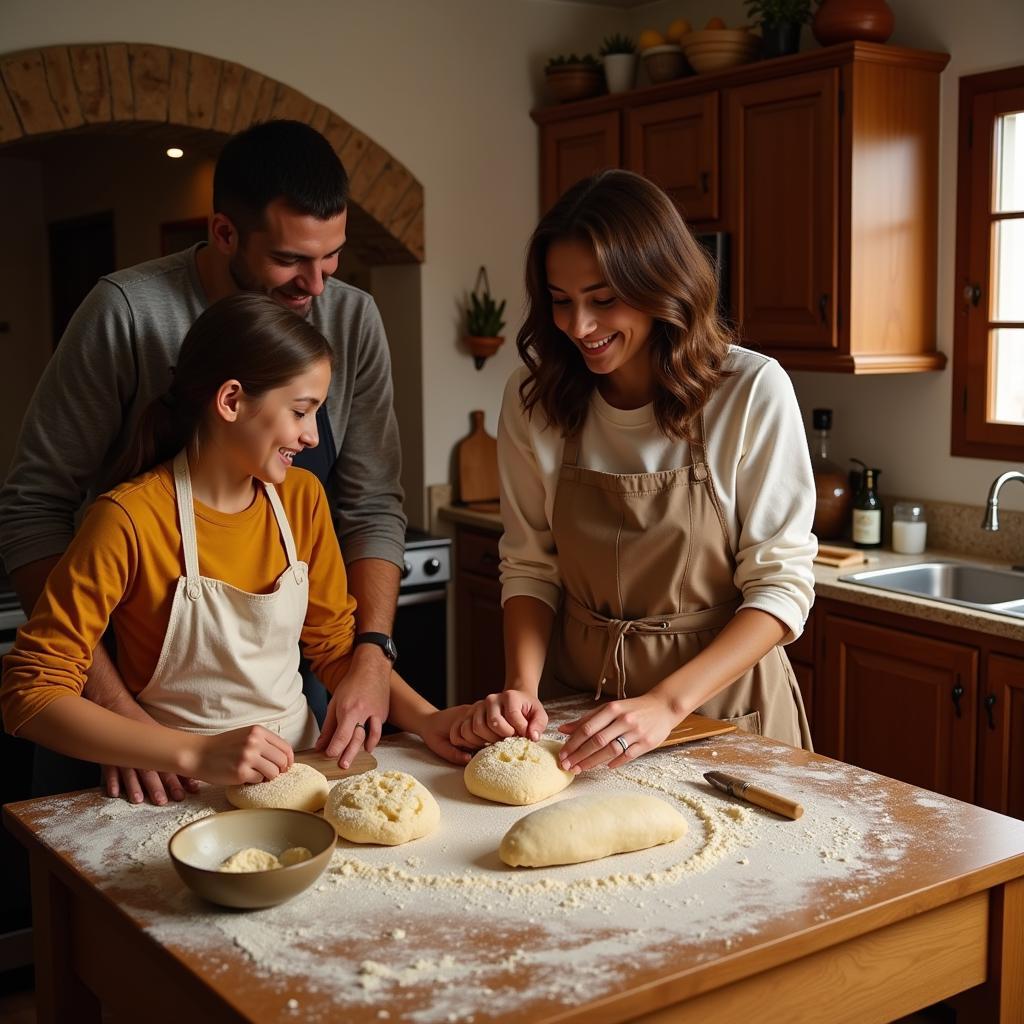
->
[218,847,281,872]
[499,793,687,867]
[464,737,574,806]
[225,762,329,812]
[324,770,439,846]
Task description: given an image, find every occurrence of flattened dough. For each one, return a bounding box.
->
[324,770,439,845]
[218,847,281,872]
[464,737,574,806]
[499,793,687,867]
[226,761,329,812]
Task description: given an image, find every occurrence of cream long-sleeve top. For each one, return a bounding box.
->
[497,345,817,643]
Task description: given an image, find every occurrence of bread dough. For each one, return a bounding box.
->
[218,847,282,872]
[324,770,440,846]
[279,846,313,866]
[499,793,687,867]
[225,762,329,812]
[464,737,574,806]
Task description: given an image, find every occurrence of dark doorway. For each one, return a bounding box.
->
[48,211,115,348]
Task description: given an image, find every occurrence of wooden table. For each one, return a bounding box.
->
[5,728,1024,1024]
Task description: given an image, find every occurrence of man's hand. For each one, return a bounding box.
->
[315,644,391,768]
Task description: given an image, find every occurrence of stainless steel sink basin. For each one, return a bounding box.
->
[838,561,1024,618]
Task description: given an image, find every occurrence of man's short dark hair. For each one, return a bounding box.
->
[213,119,349,232]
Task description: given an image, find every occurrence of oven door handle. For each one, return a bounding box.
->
[396,589,447,609]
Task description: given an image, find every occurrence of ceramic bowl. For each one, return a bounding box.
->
[680,29,761,73]
[545,66,604,103]
[642,44,688,83]
[169,808,336,909]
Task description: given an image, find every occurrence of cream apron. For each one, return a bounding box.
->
[547,414,812,749]
[136,450,319,749]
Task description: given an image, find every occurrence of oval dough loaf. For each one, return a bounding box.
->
[225,761,329,812]
[499,793,687,867]
[324,770,440,846]
[464,737,575,806]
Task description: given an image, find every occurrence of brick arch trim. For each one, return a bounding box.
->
[0,43,424,263]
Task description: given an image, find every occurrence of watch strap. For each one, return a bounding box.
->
[354,631,397,661]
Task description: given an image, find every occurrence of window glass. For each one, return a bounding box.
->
[994,110,1024,213]
[990,328,1024,425]
[992,219,1024,322]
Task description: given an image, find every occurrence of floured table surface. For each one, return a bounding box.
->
[8,696,1024,1023]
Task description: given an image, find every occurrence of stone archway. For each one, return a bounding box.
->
[0,43,424,264]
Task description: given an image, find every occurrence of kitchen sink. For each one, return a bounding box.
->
[838,561,1024,618]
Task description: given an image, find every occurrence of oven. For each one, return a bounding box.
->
[392,529,451,710]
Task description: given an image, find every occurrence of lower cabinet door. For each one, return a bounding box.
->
[820,614,978,801]
[456,572,506,705]
[979,653,1024,818]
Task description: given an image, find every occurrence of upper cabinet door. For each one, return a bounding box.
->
[727,69,839,351]
[625,94,719,223]
[540,112,620,213]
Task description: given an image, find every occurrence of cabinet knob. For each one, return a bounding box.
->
[951,682,965,718]
[963,283,982,307]
[819,293,830,325]
[984,692,997,730]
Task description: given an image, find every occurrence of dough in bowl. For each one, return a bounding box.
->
[225,761,329,812]
[499,793,687,867]
[464,737,575,806]
[324,770,440,845]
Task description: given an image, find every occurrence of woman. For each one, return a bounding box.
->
[2,294,469,787]
[451,170,815,771]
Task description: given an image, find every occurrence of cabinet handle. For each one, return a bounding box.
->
[700,171,710,195]
[951,682,965,718]
[984,692,997,730]
[963,283,982,307]
[819,293,830,325]
[480,552,499,565]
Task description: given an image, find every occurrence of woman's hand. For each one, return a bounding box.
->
[557,694,678,772]
[450,690,549,750]
[413,705,474,765]
[316,660,390,769]
[190,725,294,785]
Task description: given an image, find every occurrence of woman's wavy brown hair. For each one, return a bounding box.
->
[105,293,333,488]
[517,169,732,440]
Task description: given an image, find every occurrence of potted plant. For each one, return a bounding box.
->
[599,34,637,94]
[544,53,604,104]
[464,266,507,370]
[744,0,812,58]
[812,0,895,46]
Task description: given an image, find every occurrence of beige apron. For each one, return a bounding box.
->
[547,413,812,749]
[136,450,319,749]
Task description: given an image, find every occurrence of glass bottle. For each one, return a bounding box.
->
[892,502,927,554]
[851,458,882,549]
[809,409,851,540]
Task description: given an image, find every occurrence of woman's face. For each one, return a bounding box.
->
[545,237,654,388]
[229,356,332,485]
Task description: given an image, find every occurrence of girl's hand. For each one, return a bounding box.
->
[415,705,474,765]
[450,690,549,750]
[557,695,678,773]
[191,725,294,785]
[316,664,390,769]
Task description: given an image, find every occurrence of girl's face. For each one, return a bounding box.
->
[545,237,654,395]
[229,357,332,484]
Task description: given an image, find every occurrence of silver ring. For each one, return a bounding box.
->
[354,722,366,731]
[614,736,629,754]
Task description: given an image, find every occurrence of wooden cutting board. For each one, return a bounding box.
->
[294,748,377,781]
[457,410,499,509]
[814,544,868,568]
[656,714,736,748]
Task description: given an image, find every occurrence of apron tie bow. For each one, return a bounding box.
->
[596,618,634,701]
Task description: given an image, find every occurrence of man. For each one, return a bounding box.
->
[0,120,407,804]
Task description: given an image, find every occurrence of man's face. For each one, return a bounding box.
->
[228,197,348,317]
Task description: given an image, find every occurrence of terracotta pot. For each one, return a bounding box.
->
[812,0,895,46]
[545,66,603,104]
[465,335,504,369]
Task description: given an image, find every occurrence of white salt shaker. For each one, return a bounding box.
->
[892,502,927,555]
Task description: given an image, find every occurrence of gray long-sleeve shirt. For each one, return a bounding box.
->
[0,245,406,576]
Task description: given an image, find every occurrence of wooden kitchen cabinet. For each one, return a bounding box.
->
[979,653,1024,819]
[532,43,949,373]
[539,111,619,213]
[453,526,506,704]
[626,93,719,222]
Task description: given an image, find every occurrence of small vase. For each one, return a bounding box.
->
[761,20,802,59]
[602,53,637,94]
[812,0,895,47]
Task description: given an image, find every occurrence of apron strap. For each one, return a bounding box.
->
[690,411,710,482]
[562,432,582,467]
[263,481,304,582]
[172,450,202,588]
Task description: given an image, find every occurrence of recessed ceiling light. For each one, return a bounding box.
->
[166,147,184,159]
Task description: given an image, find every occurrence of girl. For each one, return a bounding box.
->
[2,293,468,786]
[450,170,816,770]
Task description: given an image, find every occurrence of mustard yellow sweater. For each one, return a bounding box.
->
[2,463,356,735]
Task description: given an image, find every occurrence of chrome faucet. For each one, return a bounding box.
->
[983,471,1024,571]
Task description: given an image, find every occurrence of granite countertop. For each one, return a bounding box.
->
[438,505,1023,641]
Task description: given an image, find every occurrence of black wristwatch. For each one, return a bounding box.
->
[354,632,398,662]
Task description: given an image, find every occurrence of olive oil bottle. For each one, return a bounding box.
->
[850,458,882,549]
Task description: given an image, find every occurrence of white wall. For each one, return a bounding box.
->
[4,0,1023,514]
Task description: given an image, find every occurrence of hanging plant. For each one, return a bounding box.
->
[464,265,507,370]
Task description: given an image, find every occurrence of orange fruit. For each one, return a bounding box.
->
[705,16,727,29]
[666,18,692,42]
[638,28,666,50]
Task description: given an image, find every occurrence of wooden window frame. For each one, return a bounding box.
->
[951,65,1024,460]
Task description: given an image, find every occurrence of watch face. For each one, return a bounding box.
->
[385,637,398,661]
